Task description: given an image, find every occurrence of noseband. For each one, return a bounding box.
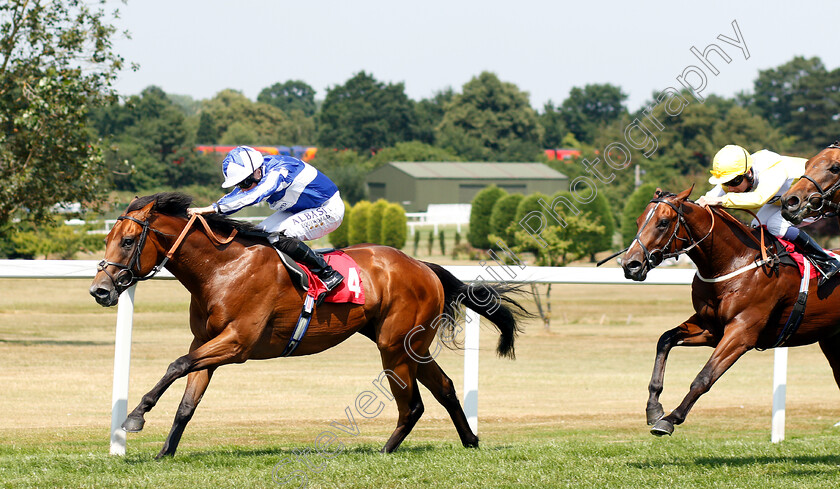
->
[629,197,714,271]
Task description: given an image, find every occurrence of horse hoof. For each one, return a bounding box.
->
[646,406,665,426]
[650,419,674,437]
[463,438,479,449]
[122,415,145,433]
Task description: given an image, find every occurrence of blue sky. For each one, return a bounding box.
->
[108,0,840,111]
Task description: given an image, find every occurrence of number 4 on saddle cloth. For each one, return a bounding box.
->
[272,248,365,357]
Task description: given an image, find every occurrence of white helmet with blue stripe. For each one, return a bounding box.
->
[221,146,264,188]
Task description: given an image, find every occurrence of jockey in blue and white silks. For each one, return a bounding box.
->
[188,146,345,292]
[214,152,344,241]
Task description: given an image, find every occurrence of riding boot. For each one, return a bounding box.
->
[272,236,344,292]
[792,231,840,286]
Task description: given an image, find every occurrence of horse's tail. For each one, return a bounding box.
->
[421,261,532,359]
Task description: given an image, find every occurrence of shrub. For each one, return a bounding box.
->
[367,199,390,244]
[381,203,407,249]
[348,200,372,245]
[489,193,524,246]
[468,185,507,249]
[329,200,352,248]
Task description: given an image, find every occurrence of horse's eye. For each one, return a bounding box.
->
[656,218,670,229]
[121,237,135,248]
[829,165,840,175]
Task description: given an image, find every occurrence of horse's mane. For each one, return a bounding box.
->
[126,192,265,236]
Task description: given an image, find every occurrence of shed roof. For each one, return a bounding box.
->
[386,162,567,180]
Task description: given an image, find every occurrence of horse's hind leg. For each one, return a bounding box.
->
[377,345,424,453]
[156,367,216,459]
[417,360,478,448]
[818,333,840,389]
[647,315,716,425]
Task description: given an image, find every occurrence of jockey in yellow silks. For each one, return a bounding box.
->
[697,144,840,286]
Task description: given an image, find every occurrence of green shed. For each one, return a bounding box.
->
[365,162,568,212]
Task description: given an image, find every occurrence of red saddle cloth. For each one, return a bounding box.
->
[776,237,838,279]
[300,250,365,304]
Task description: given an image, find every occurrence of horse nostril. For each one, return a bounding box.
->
[785,196,800,210]
[625,260,642,272]
[89,286,110,299]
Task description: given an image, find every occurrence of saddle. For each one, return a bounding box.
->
[274,247,338,291]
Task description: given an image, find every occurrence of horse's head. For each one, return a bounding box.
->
[89,198,166,306]
[622,186,696,281]
[782,143,840,224]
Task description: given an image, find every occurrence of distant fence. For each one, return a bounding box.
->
[0,260,791,454]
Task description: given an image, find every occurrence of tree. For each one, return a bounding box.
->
[621,183,659,247]
[468,185,507,249]
[538,101,569,149]
[560,83,628,143]
[257,80,316,117]
[749,56,825,129]
[0,0,124,234]
[311,149,369,204]
[368,141,460,170]
[436,72,543,161]
[91,86,217,191]
[318,71,416,151]
[197,89,297,145]
[575,190,615,260]
[413,88,454,145]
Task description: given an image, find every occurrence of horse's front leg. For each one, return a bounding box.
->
[156,367,216,458]
[122,328,248,433]
[651,324,752,436]
[647,315,717,425]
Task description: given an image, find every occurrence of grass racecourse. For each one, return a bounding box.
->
[1,276,840,488]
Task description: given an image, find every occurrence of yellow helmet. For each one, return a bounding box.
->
[709,145,753,185]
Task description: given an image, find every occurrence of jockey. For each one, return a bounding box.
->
[697,144,840,285]
[188,146,345,291]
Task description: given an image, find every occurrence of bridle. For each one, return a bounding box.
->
[97,213,238,292]
[96,215,173,292]
[793,142,840,219]
[628,195,715,271]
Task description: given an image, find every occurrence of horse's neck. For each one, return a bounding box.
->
[685,206,757,278]
[158,217,251,297]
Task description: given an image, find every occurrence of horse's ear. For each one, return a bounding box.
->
[676,184,694,201]
[134,200,155,220]
[654,187,663,198]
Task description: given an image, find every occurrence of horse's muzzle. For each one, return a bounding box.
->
[89,282,120,307]
[622,259,649,282]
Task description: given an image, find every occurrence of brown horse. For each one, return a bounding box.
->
[621,187,840,437]
[781,142,840,225]
[89,192,528,458]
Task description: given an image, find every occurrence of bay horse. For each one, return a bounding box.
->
[89,192,528,458]
[781,142,840,225]
[621,187,840,437]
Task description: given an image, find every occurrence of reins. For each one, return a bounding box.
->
[98,213,238,290]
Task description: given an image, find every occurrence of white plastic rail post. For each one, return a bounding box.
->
[463,309,480,434]
[771,347,788,443]
[110,284,136,455]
